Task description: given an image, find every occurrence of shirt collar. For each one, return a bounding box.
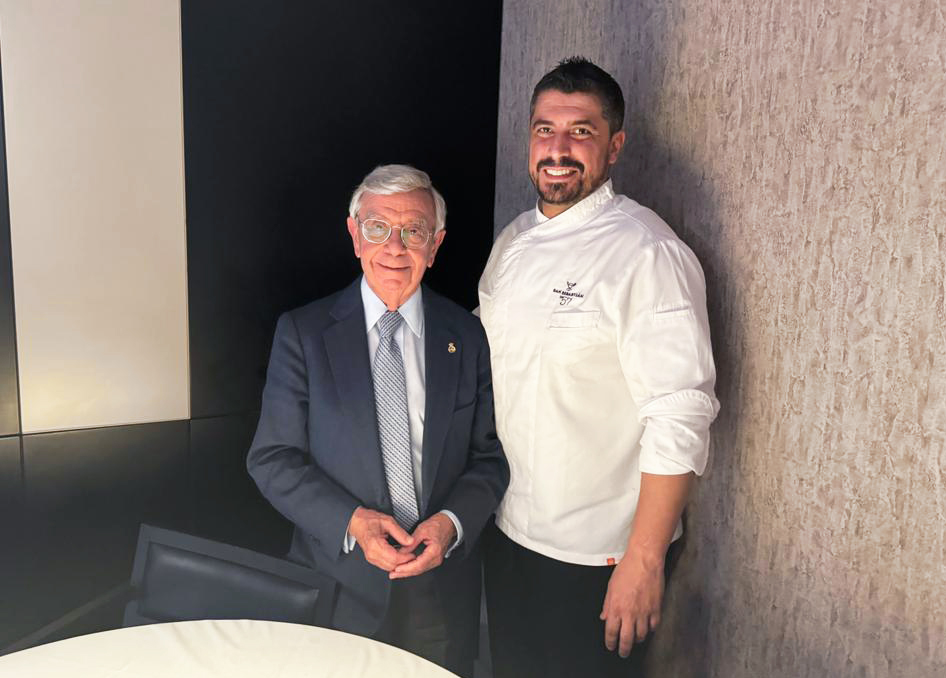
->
[360,276,424,338]
[533,179,615,227]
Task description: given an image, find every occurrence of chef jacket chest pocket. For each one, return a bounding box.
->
[542,310,603,354]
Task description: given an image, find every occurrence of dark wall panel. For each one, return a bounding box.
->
[8,422,189,646]
[0,436,20,537]
[184,0,504,418]
[0,67,21,436]
[0,437,22,648]
[190,413,291,556]
[0,436,18,494]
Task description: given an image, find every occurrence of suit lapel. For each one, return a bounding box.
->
[323,281,388,506]
[420,291,461,516]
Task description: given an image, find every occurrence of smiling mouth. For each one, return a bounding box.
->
[537,157,584,179]
[377,262,409,273]
[542,167,579,178]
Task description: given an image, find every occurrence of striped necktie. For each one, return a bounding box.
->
[372,311,420,530]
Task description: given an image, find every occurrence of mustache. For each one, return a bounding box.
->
[536,157,585,173]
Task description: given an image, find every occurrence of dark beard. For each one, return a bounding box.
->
[532,156,587,205]
[536,180,584,205]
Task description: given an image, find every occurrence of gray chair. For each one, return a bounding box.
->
[124,524,336,628]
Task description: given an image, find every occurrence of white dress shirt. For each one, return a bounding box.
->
[478,180,719,566]
[343,278,462,553]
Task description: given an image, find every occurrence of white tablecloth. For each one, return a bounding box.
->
[0,619,459,677]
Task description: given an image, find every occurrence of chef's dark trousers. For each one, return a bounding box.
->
[484,520,681,678]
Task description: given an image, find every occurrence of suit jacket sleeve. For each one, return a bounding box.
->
[438,328,509,560]
[246,311,359,562]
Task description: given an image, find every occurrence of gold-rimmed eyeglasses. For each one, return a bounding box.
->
[358,217,432,249]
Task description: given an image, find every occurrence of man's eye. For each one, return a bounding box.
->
[534,127,553,136]
[405,225,430,240]
[572,127,591,137]
[363,220,389,234]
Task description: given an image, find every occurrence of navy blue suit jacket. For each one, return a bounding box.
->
[247,280,508,635]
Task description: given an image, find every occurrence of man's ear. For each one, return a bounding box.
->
[347,216,362,257]
[427,229,446,268]
[608,130,626,165]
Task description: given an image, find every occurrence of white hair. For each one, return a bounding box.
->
[348,164,446,233]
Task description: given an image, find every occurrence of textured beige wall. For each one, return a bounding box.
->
[495,1,946,676]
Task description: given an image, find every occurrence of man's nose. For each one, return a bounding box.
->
[383,229,408,253]
[549,132,572,157]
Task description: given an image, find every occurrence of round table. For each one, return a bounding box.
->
[0,619,459,677]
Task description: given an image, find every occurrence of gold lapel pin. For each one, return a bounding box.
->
[447,342,457,353]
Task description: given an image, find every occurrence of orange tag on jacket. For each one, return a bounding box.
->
[606,557,616,566]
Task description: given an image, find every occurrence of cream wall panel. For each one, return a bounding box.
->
[0,1,189,432]
[497,1,946,676]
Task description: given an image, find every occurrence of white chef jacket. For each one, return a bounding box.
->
[478,180,719,566]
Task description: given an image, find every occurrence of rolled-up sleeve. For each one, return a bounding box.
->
[618,239,720,476]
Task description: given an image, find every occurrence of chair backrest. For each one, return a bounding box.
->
[124,524,336,628]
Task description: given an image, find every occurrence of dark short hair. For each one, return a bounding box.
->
[530,57,625,136]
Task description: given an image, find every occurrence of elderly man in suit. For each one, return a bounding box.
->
[247,164,508,677]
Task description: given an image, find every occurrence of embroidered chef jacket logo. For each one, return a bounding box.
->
[552,280,585,306]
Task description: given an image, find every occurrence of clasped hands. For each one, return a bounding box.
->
[348,507,456,579]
